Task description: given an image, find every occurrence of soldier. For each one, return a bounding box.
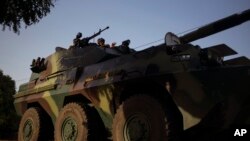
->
[68,32,82,49]
[97,38,110,48]
[119,39,131,54]
[73,32,82,48]
[111,42,117,48]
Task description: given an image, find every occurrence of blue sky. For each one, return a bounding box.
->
[0,0,250,90]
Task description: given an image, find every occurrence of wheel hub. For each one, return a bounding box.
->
[124,113,150,141]
[62,117,78,141]
[23,119,33,141]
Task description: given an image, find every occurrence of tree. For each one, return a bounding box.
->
[0,0,56,34]
[0,70,20,139]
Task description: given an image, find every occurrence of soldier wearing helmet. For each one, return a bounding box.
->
[118,39,131,54]
[73,32,82,48]
[97,38,110,48]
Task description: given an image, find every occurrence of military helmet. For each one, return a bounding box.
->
[122,39,130,46]
[76,32,82,38]
[98,38,105,43]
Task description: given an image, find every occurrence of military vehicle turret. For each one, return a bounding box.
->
[14,9,250,141]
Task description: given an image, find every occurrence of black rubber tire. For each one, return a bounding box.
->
[18,107,47,141]
[54,102,106,141]
[112,95,182,141]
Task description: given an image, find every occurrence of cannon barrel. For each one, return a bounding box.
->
[179,9,250,44]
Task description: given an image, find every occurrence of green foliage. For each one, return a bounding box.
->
[0,0,56,34]
[0,70,20,139]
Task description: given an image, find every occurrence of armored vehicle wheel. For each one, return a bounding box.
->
[54,102,106,141]
[112,95,182,141]
[18,107,46,141]
[54,103,88,141]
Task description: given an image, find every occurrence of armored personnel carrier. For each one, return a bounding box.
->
[14,9,250,141]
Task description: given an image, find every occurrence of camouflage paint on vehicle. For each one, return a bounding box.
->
[14,9,250,140]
